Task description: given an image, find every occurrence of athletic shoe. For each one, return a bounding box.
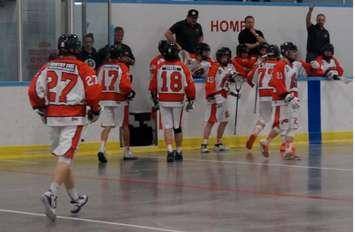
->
[123,150,138,161]
[260,140,270,158]
[167,151,175,162]
[214,143,228,152]
[97,152,108,163]
[200,144,209,153]
[174,151,183,161]
[283,143,300,160]
[70,194,88,214]
[40,191,57,222]
[279,142,287,153]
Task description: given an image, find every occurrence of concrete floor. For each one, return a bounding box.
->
[0,143,352,232]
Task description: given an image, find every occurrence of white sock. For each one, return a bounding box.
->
[202,139,208,145]
[124,146,131,156]
[50,182,60,196]
[176,147,182,153]
[67,188,79,201]
[167,144,173,152]
[99,141,105,153]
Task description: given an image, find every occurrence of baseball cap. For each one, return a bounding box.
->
[187,9,199,18]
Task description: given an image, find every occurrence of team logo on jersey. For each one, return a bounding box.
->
[85,58,96,69]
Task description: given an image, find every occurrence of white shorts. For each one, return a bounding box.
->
[100,104,129,127]
[160,106,184,129]
[50,126,83,159]
[204,103,229,123]
[257,101,273,125]
[101,106,121,127]
[272,104,299,135]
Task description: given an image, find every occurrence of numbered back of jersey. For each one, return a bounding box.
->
[98,64,123,93]
[46,62,84,105]
[257,62,276,89]
[157,64,187,94]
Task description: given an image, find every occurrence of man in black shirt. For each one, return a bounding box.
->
[306,5,330,62]
[238,16,266,56]
[165,9,203,54]
[114,26,135,67]
[78,33,98,69]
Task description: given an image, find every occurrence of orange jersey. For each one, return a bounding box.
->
[97,61,132,106]
[28,57,101,126]
[311,55,344,77]
[149,54,165,77]
[269,59,310,104]
[205,62,243,99]
[232,56,257,76]
[247,59,279,101]
[149,59,196,107]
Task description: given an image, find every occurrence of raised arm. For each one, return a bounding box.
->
[306,5,314,29]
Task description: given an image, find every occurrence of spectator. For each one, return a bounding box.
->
[165,9,203,54]
[114,26,135,67]
[78,33,98,69]
[238,16,266,56]
[306,5,330,62]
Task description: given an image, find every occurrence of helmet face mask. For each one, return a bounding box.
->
[237,44,249,58]
[196,43,211,60]
[200,50,210,60]
[266,45,280,59]
[285,50,298,62]
[280,42,298,62]
[258,42,269,56]
[322,44,334,60]
[216,47,232,66]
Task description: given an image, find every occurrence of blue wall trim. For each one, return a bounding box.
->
[0,81,29,87]
[109,0,352,7]
[307,80,322,144]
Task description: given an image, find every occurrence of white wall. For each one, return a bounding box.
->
[110,3,352,113]
[1,80,352,146]
[0,3,352,146]
[321,81,353,132]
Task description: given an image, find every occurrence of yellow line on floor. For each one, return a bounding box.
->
[0,132,351,160]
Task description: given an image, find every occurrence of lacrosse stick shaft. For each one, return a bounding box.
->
[234,92,240,135]
[253,84,258,114]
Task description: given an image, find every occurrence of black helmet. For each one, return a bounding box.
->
[162,42,180,60]
[97,45,111,62]
[216,47,232,63]
[57,33,81,55]
[266,44,280,57]
[321,43,334,54]
[236,44,249,56]
[158,40,169,55]
[258,42,269,51]
[196,43,211,55]
[280,42,297,56]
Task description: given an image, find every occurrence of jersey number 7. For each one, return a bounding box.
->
[47,70,77,103]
